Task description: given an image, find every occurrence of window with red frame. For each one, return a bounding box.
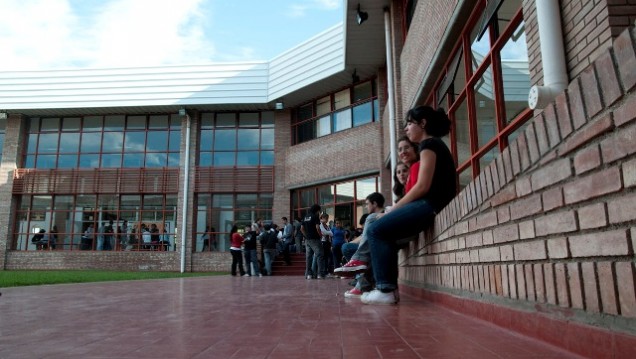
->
[429,0,531,189]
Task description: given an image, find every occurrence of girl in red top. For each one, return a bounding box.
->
[229,225,246,276]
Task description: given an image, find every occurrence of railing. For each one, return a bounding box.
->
[13,168,180,194]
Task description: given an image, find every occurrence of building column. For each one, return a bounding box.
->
[273,110,291,222]
[0,114,28,269]
[176,111,199,272]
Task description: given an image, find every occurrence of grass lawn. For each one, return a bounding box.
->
[0,270,225,288]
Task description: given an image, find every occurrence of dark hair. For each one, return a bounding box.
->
[406,106,451,137]
[264,223,272,231]
[309,204,321,215]
[366,192,385,208]
[359,213,369,226]
[230,224,238,234]
[392,161,408,199]
[281,216,288,221]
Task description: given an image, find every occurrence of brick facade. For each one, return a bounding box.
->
[399,25,636,356]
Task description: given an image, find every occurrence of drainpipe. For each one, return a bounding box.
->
[384,7,398,204]
[180,113,191,273]
[528,0,568,109]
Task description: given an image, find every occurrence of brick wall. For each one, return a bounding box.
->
[400,25,636,353]
[284,122,383,189]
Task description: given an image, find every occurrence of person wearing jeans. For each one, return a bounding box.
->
[261,224,278,276]
[362,106,456,305]
[301,204,324,279]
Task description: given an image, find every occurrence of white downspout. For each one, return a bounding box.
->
[180,113,191,273]
[384,7,398,204]
[528,0,568,109]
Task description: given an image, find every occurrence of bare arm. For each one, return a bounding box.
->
[390,149,436,212]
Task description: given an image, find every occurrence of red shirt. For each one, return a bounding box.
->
[230,232,244,249]
[405,161,420,193]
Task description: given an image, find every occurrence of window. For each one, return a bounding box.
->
[25,114,181,169]
[198,111,275,167]
[430,0,531,189]
[0,118,6,163]
[195,193,272,252]
[292,79,379,145]
[13,194,177,251]
[291,175,379,229]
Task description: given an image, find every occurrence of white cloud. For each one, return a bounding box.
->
[0,0,215,70]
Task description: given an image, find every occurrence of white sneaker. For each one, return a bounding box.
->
[242,274,250,277]
[306,275,312,280]
[360,289,399,305]
[258,274,263,277]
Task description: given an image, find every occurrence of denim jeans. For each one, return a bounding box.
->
[341,242,358,262]
[367,199,436,292]
[305,238,324,277]
[244,249,259,275]
[263,249,277,275]
[351,212,380,263]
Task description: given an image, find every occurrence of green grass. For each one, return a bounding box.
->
[0,270,225,288]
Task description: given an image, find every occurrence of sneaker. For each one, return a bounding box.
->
[360,289,399,305]
[316,276,325,279]
[306,275,312,280]
[242,274,250,277]
[344,287,363,298]
[258,274,263,277]
[334,259,368,273]
[325,273,337,279]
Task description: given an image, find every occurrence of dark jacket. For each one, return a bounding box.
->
[261,230,278,250]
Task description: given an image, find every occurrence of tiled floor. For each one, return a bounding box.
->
[0,275,584,359]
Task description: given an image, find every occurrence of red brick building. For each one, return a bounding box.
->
[0,1,635,356]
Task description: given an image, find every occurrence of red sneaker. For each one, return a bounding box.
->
[334,259,368,273]
[344,287,363,298]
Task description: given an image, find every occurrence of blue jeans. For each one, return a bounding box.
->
[263,249,277,275]
[351,213,380,262]
[305,238,324,277]
[341,242,358,262]
[367,199,436,292]
[244,249,259,275]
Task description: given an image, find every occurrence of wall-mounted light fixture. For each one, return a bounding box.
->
[0,111,7,120]
[352,69,360,84]
[275,101,284,110]
[356,4,368,25]
[178,107,187,116]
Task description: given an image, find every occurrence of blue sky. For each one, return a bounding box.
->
[0,0,343,71]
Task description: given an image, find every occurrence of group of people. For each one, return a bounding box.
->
[81,220,171,251]
[321,105,457,305]
[31,226,58,250]
[224,216,296,277]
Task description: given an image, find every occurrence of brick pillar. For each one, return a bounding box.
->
[0,114,28,269]
[273,110,291,222]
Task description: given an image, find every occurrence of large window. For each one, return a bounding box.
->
[431,0,531,189]
[25,114,181,169]
[195,193,272,252]
[14,194,178,251]
[199,111,274,167]
[292,80,380,145]
[291,176,379,230]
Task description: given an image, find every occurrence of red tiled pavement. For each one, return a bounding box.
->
[0,276,585,359]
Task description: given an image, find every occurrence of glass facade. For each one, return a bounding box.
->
[25,115,181,169]
[199,111,275,166]
[0,117,5,164]
[14,194,178,251]
[431,0,531,189]
[292,80,380,145]
[291,176,379,231]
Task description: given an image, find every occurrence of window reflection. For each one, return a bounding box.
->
[501,21,530,124]
[475,66,497,147]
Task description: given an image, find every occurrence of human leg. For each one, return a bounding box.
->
[341,242,359,262]
[305,239,324,278]
[332,243,343,268]
[264,249,275,275]
[305,240,316,278]
[367,199,436,293]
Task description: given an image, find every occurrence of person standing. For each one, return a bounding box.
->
[242,225,261,276]
[301,204,324,279]
[293,217,304,253]
[280,217,293,265]
[229,224,246,276]
[261,223,278,276]
[331,219,346,269]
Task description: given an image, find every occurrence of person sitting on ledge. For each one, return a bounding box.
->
[361,106,456,305]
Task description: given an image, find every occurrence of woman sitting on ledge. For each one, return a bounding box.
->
[361,106,457,305]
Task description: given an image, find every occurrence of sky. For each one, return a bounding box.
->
[0,0,344,71]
